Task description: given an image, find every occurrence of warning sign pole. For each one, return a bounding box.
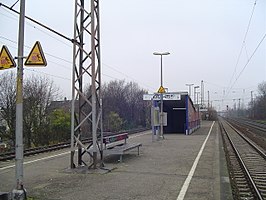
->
[12,0,26,199]
[153,52,170,140]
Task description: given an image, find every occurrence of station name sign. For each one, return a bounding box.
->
[143,93,181,101]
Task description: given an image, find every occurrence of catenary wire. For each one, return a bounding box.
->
[226,0,258,96]
[0,8,72,48]
[0,35,154,91]
[227,33,266,95]
[1,3,163,92]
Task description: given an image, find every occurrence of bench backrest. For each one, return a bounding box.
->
[103,133,128,144]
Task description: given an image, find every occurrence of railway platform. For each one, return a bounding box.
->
[0,120,233,200]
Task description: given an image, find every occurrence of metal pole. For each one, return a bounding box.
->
[160,55,163,139]
[194,87,196,103]
[194,86,199,105]
[251,91,253,119]
[91,0,97,169]
[151,101,155,142]
[153,52,169,139]
[97,0,104,165]
[160,97,163,139]
[159,55,163,139]
[77,0,84,166]
[196,92,199,105]
[186,84,194,97]
[13,0,26,198]
[201,80,204,107]
[70,0,78,169]
[207,91,210,110]
[160,55,163,87]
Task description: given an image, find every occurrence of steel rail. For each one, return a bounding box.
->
[220,119,264,200]
[229,117,266,133]
[226,121,266,159]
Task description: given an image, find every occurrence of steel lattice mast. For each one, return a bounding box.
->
[70,0,103,169]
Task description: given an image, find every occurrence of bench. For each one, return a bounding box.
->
[103,133,142,162]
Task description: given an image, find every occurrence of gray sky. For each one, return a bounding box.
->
[0,0,265,111]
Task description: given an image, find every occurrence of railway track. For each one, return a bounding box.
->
[0,128,149,162]
[219,117,266,199]
[0,140,74,162]
[227,117,266,153]
[238,118,266,129]
[229,117,266,135]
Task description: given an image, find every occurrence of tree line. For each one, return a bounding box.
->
[227,81,266,120]
[0,71,68,149]
[249,82,266,120]
[102,80,150,132]
[0,71,150,150]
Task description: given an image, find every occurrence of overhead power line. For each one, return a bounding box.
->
[0,8,72,48]
[0,2,74,43]
[24,68,71,81]
[10,0,19,9]
[228,33,266,92]
[0,2,157,92]
[103,62,156,91]
[226,0,258,96]
[204,81,258,91]
[0,36,153,91]
[0,35,155,90]
[0,35,72,66]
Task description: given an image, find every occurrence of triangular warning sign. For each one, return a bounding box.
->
[25,41,47,66]
[157,86,166,93]
[0,45,16,70]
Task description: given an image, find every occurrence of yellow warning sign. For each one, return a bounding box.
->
[157,86,166,93]
[0,45,16,70]
[25,41,47,66]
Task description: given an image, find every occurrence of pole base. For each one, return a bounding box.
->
[11,189,26,200]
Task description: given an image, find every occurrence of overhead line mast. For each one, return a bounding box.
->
[70,0,103,169]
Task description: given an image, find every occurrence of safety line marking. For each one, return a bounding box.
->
[176,121,215,200]
[0,151,69,171]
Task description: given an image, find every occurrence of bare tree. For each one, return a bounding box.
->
[247,81,266,120]
[23,75,60,147]
[102,80,149,132]
[258,82,266,97]
[255,82,266,119]
[0,71,16,147]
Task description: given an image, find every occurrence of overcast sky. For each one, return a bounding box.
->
[0,0,265,111]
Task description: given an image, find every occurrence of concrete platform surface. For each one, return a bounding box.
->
[0,121,232,200]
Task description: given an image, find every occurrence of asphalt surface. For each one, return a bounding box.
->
[0,121,232,200]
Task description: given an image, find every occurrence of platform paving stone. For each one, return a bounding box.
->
[0,121,233,200]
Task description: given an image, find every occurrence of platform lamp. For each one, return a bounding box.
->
[186,84,194,97]
[194,86,200,106]
[153,52,170,139]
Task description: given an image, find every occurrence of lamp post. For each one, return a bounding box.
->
[196,91,200,106]
[186,83,194,97]
[153,52,170,139]
[194,86,199,105]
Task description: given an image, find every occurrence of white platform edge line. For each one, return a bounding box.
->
[0,151,69,171]
[176,121,215,200]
